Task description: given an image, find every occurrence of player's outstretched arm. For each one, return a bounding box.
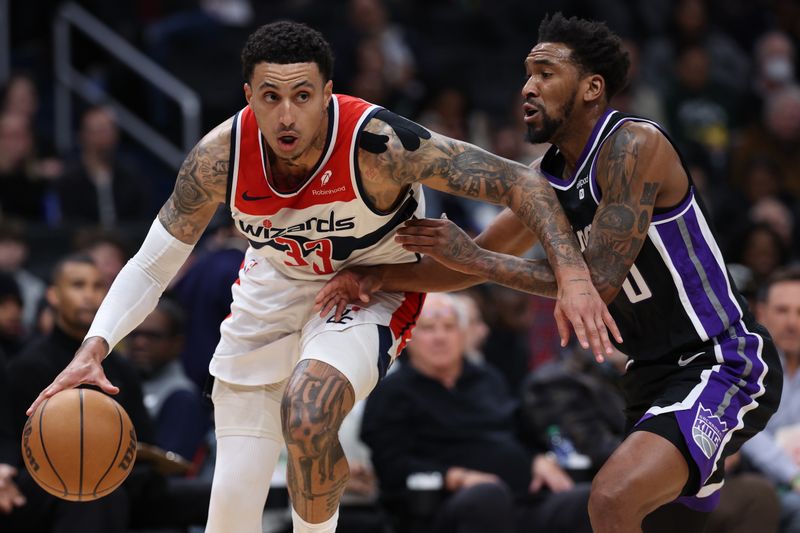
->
[360,115,614,355]
[27,120,232,416]
[314,208,539,319]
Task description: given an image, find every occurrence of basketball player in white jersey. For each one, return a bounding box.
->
[26,21,618,533]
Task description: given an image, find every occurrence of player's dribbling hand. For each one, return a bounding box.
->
[26,336,119,416]
[314,268,382,321]
[554,283,622,363]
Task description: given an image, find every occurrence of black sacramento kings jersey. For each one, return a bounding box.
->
[541,110,751,361]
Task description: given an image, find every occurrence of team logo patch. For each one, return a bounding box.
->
[321,169,333,186]
[243,258,258,274]
[692,403,727,459]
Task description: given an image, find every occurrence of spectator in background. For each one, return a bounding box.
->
[58,105,150,227]
[124,298,210,462]
[663,42,739,162]
[0,273,24,358]
[742,268,800,532]
[451,291,488,364]
[612,39,667,125]
[732,85,800,198]
[641,0,749,97]
[742,31,797,125]
[1,73,56,155]
[74,228,131,289]
[362,293,592,533]
[0,222,46,335]
[731,223,790,287]
[0,113,56,222]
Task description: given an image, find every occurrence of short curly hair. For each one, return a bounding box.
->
[241,21,334,83]
[537,13,630,100]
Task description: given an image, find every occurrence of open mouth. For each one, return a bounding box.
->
[277,135,299,151]
[523,104,539,124]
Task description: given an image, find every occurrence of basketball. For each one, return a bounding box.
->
[21,388,137,502]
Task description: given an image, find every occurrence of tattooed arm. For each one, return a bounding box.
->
[358,117,619,356]
[395,122,677,303]
[359,118,586,283]
[26,120,232,416]
[158,118,232,242]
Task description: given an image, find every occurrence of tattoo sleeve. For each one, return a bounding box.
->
[583,125,659,299]
[363,119,587,278]
[157,120,231,243]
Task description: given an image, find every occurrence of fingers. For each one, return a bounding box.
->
[393,234,439,247]
[98,376,120,395]
[530,477,543,493]
[603,307,623,344]
[554,307,571,348]
[402,218,447,228]
[334,299,348,322]
[27,383,61,416]
[583,313,602,355]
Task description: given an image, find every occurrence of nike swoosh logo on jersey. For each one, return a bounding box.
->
[677,351,705,367]
[241,191,272,201]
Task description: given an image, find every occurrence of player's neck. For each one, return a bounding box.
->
[553,105,608,174]
[266,138,326,191]
[265,116,329,192]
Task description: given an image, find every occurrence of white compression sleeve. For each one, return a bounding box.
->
[85,217,194,353]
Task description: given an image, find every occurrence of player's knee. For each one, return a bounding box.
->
[589,473,635,527]
[280,361,354,453]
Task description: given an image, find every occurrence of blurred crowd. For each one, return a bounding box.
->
[3,0,800,532]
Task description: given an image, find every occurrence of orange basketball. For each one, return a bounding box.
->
[21,388,137,502]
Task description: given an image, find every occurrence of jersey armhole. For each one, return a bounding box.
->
[224,111,241,208]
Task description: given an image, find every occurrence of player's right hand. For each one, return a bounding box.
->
[314,268,382,321]
[26,336,118,416]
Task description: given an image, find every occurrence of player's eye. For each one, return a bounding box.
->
[297,92,310,102]
[264,93,278,102]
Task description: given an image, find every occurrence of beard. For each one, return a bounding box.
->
[525,90,576,144]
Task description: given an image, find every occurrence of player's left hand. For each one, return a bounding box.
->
[395,215,479,273]
[554,283,622,362]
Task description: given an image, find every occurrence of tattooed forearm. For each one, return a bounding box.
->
[452,250,559,297]
[281,361,355,519]
[157,121,231,243]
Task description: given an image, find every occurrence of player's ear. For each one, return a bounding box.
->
[244,83,253,104]
[583,74,604,104]
[323,79,333,106]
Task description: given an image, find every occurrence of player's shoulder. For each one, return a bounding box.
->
[613,119,667,147]
[196,115,235,155]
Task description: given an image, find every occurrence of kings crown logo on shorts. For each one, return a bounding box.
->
[692,403,728,459]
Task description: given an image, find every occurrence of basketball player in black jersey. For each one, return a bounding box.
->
[315,13,782,533]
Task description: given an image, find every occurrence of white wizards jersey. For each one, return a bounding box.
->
[226,94,425,280]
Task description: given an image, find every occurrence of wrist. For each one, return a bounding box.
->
[80,337,110,362]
